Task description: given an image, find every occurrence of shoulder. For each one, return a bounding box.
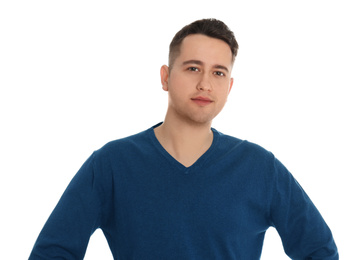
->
[217,132,295,186]
[214,129,274,162]
[211,129,282,182]
[100,128,150,152]
[89,128,153,167]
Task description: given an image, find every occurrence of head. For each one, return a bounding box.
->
[160,19,238,126]
[169,18,238,70]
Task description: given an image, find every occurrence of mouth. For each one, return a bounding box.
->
[191,96,213,106]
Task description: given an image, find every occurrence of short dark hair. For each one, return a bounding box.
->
[169,18,239,68]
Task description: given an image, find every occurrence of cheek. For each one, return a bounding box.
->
[168,80,187,104]
[169,76,191,95]
[216,84,231,99]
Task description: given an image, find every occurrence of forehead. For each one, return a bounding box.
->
[177,34,233,66]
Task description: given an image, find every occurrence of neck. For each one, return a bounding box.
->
[154,117,213,167]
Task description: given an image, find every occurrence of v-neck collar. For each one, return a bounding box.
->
[148,122,220,174]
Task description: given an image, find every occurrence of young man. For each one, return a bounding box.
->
[29,19,338,259]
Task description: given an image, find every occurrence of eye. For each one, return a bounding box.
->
[187,67,200,72]
[214,71,225,77]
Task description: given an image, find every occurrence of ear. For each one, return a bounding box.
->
[160,65,170,91]
[228,77,234,94]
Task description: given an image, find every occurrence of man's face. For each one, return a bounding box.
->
[161,34,234,125]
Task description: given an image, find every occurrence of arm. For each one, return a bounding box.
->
[29,152,104,259]
[269,158,338,259]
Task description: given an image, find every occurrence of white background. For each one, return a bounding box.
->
[1,0,354,259]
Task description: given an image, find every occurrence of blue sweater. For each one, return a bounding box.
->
[29,124,338,259]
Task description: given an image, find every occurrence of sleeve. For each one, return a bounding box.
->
[29,152,106,259]
[269,157,338,260]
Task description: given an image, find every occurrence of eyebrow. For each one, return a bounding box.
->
[182,60,229,73]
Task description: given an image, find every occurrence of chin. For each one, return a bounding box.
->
[187,113,216,126]
[173,106,219,126]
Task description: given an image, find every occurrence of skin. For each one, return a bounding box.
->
[154,34,234,167]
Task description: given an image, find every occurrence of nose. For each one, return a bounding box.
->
[196,73,212,92]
